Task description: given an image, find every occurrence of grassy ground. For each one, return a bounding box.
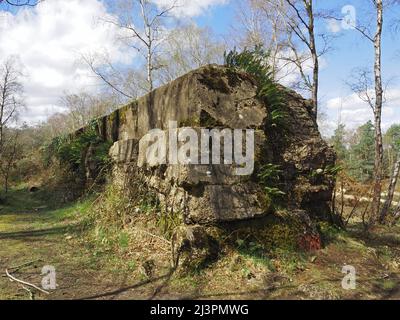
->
[0,188,141,300]
[1,187,400,300]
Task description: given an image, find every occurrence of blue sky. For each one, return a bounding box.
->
[192,0,400,135]
[0,0,399,136]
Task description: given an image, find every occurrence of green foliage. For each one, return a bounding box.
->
[331,123,347,161]
[83,184,127,229]
[235,238,275,270]
[263,186,286,198]
[92,140,113,165]
[224,46,284,113]
[224,46,271,79]
[328,121,400,182]
[381,279,398,291]
[347,120,375,182]
[383,124,400,176]
[230,217,306,273]
[324,164,343,176]
[52,129,95,166]
[257,163,286,200]
[138,195,159,215]
[318,221,342,243]
[264,223,298,251]
[127,260,137,271]
[157,210,182,240]
[385,124,400,152]
[270,109,287,128]
[44,122,111,173]
[118,232,130,249]
[257,163,282,181]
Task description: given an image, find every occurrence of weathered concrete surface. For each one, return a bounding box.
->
[93,64,267,143]
[103,64,335,224]
[109,133,269,224]
[59,64,334,224]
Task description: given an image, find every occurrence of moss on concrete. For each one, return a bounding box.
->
[198,66,230,94]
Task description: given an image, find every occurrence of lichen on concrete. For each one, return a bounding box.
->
[78,64,335,231]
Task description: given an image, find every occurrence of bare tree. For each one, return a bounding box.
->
[379,1,400,223]
[157,23,226,83]
[41,112,70,139]
[347,68,384,226]
[103,0,178,93]
[59,91,119,132]
[371,0,385,224]
[347,1,384,224]
[280,0,321,120]
[0,58,24,194]
[0,57,23,158]
[333,1,399,225]
[236,0,328,121]
[0,0,40,6]
[231,0,291,81]
[83,55,141,101]
[0,129,20,193]
[35,91,121,139]
[231,0,268,49]
[380,154,400,222]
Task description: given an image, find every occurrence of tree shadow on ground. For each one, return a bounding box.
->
[77,273,174,300]
[0,224,81,240]
[347,222,400,248]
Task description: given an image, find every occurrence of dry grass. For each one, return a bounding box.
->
[75,183,400,299]
[2,184,400,300]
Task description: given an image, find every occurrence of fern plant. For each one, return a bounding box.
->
[44,122,110,173]
[257,163,282,181]
[270,109,287,128]
[257,163,286,200]
[224,46,284,113]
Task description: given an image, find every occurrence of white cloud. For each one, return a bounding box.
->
[325,88,400,133]
[326,19,341,33]
[0,0,229,124]
[276,49,328,91]
[154,0,229,18]
[0,0,131,124]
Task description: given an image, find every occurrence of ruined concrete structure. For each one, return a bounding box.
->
[82,64,335,225]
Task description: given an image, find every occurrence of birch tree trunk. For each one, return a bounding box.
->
[370,0,384,224]
[305,0,318,121]
[146,33,153,92]
[380,154,400,223]
[392,208,400,226]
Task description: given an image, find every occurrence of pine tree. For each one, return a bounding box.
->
[347,121,375,182]
[331,124,347,162]
[383,124,400,176]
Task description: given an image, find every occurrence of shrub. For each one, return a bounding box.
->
[43,121,111,175]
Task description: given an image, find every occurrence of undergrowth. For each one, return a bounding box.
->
[43,121,112,175]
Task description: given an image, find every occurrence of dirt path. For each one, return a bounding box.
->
[0,190,169,300]
[2,189,400,300]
